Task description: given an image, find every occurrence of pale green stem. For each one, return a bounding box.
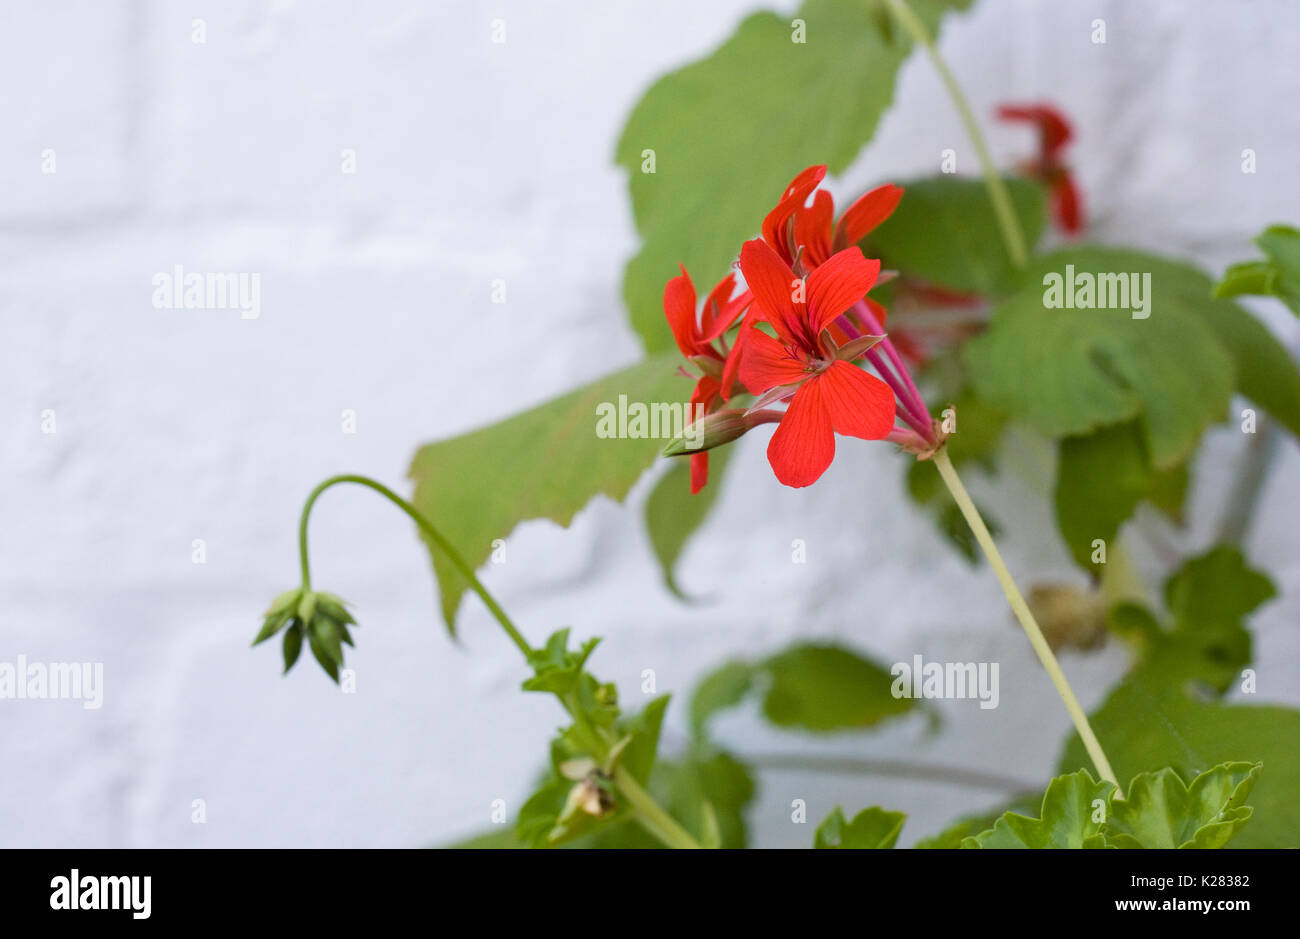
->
[932,448,1120,790]
[884,0,1028,268]
[613,768,703,849]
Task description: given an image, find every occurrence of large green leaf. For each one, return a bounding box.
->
[966,249,1237,470]
[691,642,918,737]
[962,770,1116,848]
[408,353,685,633]
[815,806,906,848]
[1103,762,1261,849]
[616,0,971,351]
[862,175,1046,295]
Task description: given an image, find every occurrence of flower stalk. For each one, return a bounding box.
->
[931,447,1120,790]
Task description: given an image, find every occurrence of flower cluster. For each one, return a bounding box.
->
[663,166,941,489]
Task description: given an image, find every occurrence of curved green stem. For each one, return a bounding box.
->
[884,0,1028,268]
[296,474,704,846]
[932,448,1119,791]
[298,474,533,657]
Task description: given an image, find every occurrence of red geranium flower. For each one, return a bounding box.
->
[663,268,751,493]
[722,165,904,401]
[736,239,896,487]
[997,102,1083,235]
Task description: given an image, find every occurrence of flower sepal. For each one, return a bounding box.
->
[254,586,358,682]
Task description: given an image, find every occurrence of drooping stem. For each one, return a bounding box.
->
[884,0,1028,269]
[298,474,533,657]
[931,448,1119,790]
[296,473,703,847]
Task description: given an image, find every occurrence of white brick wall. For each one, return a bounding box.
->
[2,0,1298,847]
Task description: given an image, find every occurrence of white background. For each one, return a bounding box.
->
[2,0,1298,848]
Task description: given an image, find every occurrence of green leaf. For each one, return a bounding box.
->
[1140,546,1275,696]
[962,770,1115,848]
[1103,762,1261,849]
[644,446,732,600]
[1214,224,1300,317]
[617,695,671,783]
[1058,659,1300,849]
[761,644,917,732]
[862,175,1046,295]
[966,248,1236,471]
[689,661,755,739]
[615,0,972,351]
[691,643,918,736]
[408,353,686,634]
[1054,421,1169,571]
[522,628,602,696]
[915,795,1040,848]
[815,806,907,848]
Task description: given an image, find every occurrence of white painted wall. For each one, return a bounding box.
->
[2,0,1298,848]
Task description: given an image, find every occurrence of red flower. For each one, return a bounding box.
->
[722,166,903,403]
[997,102,1083,235]
[737,239,896,487]
[663,268,751,493]
[761,165,905,272]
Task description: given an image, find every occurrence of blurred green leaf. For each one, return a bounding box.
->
[815,806,906,848]
[966,249,1236,471]
[1214,224,1300,317]
[863,175,1045,295]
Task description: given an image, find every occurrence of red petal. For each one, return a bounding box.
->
[807,248,881,336]
[663,266,699,358]
[996,103,1072,157]
[690,452,709,494]
[739,239,804,347]
[834,184,904,248]
[719,306,757,401]
[766,379,835,488]
[739,327,810,395]
[699,273,736,338]
[702,285,751,343]
[817,360,896,440]
[762,166,827,263]
[691,374,722,413]
[794,190,835,269]
[1052,173,1083,234]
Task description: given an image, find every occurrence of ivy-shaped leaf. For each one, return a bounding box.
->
[644,446,733,600]
[962,770,1116,848]
[1103,763,1261,849]
[966,249,1235,471]
[815,806,907,849]
[408,352,685,634]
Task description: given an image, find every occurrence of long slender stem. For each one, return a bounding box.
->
[299,474,533,657]
[931,448,1119,790]
[885,0,1028,269]
[745,752,1036,794]
[296,474,703,846]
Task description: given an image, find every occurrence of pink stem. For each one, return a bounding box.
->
[852,299,932,434]
[834,311,932,437]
